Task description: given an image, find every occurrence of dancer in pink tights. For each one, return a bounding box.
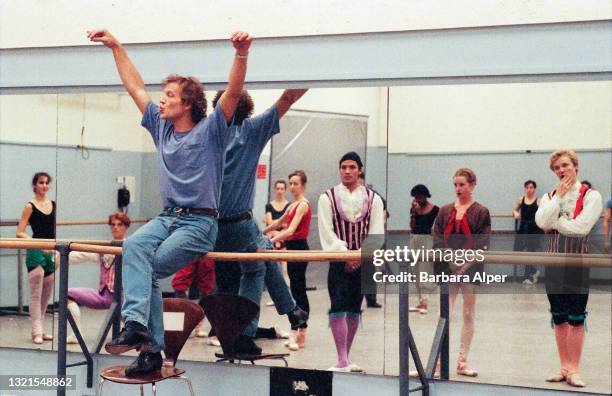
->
[16,172,56,345]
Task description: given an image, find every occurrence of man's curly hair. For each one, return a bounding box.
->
[212,90,254,124]
[161,74,207,123]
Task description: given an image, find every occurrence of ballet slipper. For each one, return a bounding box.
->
[409,370,440,380]
[566,372,586,388]
[32,335,43,345]
[42,333,53,341]
[545,370,567,382]
[456,362,478,377]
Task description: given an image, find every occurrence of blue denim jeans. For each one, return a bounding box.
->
[215,218,296,337]
[121,212,217,352]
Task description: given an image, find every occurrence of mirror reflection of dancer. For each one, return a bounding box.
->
[264,180,291,290]
[317,152,384,372]
[87,28,251,376]
[431,168,490,378]
[512,180,543,285]
[63,213,130,344]
[211,89,309,355]
[409,184,439,314]
[16,172,56,345]
[535,150,602,388]
[264,180,291,246]
[263,170,312,351]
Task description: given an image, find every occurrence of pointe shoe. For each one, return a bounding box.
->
[327,365,351,372]
[32,335,43,345]
[566,372,586,388]
[194,322,206,338]
[296,328,306,348]
[66,335,78,345]
[273,326,290,339]
[206,336,220,347]
[409,370,440,379]
[42,333,53,341]
[456,362,478,377]
[284,339,299,351]
[409,302,428,314]
[545,372,567,382]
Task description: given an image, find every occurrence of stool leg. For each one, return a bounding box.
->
[152,382,157,396]
[140,384,144,396]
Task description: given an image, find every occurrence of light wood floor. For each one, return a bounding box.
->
[0,283,609,394]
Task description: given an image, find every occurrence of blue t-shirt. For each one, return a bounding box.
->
[142,101,231,209]
[218,105,280,218]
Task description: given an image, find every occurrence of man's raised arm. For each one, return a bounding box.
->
[276,89,308,119]
[87,29,151,114]
[219,31,253,121]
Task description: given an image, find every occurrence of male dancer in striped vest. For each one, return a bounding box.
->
[536,149,602,388]
[318,152,385,372]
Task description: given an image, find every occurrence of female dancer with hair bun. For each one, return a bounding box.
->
[16,172,56,345]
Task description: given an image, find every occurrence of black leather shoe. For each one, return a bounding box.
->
[367,302,382,308]
[288,306,309,330]
[124,351,163,377]
[104,326,153,355]
[234,335,262,356]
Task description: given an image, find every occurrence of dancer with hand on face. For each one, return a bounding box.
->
[87,27,251,376]
[317,152,385,372]
[536,150,602,388]
[264,170,312,351]
[16,172,56,345]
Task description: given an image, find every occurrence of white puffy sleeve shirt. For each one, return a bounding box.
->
[317,185,385,251]
[535,181,603,237]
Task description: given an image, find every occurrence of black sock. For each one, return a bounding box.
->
[255,327,276,339]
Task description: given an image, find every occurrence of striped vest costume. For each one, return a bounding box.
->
[546,183,591,255]
[325,185,375,250]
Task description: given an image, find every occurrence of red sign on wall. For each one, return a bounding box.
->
[257,164,267,179]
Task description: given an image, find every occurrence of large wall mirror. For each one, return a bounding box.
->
[0,80,609,393]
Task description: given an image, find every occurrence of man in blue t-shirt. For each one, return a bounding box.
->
[87,28,252,376]
[212,89,308,354]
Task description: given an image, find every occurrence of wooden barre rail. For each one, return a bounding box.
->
[0,218,148,227]
[1,239,610,267]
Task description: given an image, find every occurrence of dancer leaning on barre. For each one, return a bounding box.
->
[59,213,130,345]
[16,172,56,345]
[263,170,312,351]
[87,27,251,376]
[535,149,603,388]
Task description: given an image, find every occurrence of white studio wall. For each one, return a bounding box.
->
[1,0,610,48]
[388,81,612,153]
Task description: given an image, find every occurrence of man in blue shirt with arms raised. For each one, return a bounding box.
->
[87,28,252,376]
[212,88,308,354]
